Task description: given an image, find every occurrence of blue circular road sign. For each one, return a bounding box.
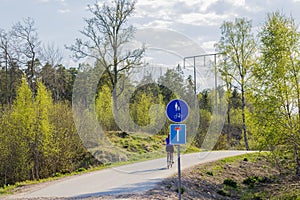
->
[166,99,189,123]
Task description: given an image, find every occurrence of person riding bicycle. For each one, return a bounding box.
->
[166,134,174,166]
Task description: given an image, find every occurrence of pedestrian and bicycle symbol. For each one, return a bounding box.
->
[166,99,189,123]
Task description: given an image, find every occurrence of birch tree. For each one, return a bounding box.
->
[215,18,256,150]
[254,12,300,175]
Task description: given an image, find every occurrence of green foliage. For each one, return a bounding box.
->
[1,7,300,194]
[223,178,238,188]
[9,78,35,181]
[206,171,214,176]
[194,109,211,148]
[95,85,114,130]
[198,89,211,111]
[216,18,256,151]
[242,192,264,200]
[76,168,86,172]
[133,93,152,126]
[40,64,77,102]
[175,187,185,194]
[0,79,94,187]
[107,132,165,159]
[253,11,300,175]
[242,175,271,190]
[217,189,230,197]
[158,68,185,103]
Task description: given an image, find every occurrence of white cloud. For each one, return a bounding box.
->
[140,20,174,29]
[136,0,176,8]
[225,0,245,7]
[182,0,219,12]
[58,8,70,14]
[199,40,217,53]
[178,12,235,26]
[135,0,177,19]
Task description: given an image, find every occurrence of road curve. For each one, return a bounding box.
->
[7,150,252,199]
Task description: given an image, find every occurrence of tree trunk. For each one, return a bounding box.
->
[112,88,117,114]
[227,102,231,133]
[4,166,7,185]
[5,49,9,105]
[226,100,231,146]
[241,83,250,150]
[294,141,300,175]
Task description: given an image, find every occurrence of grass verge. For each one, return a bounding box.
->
[0,131,200,196]
[142,152,300,199]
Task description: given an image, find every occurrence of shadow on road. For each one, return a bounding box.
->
[70,178,163,199]
[128,167,166,174]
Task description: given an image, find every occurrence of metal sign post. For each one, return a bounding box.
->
[177,145,181,200]
[166,99,189,200]
[169,124,186,199]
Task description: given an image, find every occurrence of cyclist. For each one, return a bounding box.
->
[166,134,174,168]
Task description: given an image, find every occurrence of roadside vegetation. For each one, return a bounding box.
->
[132,152,299,200]
[0,131,198,195]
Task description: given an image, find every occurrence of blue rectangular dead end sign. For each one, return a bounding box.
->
[170,124,186,145]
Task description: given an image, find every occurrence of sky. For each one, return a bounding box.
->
[1,0,300,68]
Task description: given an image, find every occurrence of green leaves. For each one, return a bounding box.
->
[253,11,300,174]
[216,18,256,150]
[0,79,89,186]
[95,85,114,130]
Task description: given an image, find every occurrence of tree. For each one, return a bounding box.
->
[198,89,211,111]
[95,85,114,130]
[217,57,232,135]
[158,67,185,104]
[215,18,256,150]
[49,102,91,173]
[40,43,63,102]
[0,29,22,105]
[254,12,300,175]
[11,17,41,91]
[40,43,63,68]
[0,107,12,186]
[0,29,11,105]
[67,0,144,112]
[10,77,35,181]
[33,81,53,179]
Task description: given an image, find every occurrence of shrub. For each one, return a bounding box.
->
[175,187,185,194]
[76,167,86,172]
[242,176,262,188]
[223,178,237,188]
[52,172,62,177]
[245,175,271,184]
[217,189,230,196]
[206,171,214,176]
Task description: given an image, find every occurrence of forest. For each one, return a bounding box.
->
[0,0,299,188]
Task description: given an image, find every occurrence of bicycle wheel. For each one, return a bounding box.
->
[167,152,171,169]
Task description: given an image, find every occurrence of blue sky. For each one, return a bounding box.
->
[1,0,300,67]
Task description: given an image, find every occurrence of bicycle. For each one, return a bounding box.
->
[167,151,174,169]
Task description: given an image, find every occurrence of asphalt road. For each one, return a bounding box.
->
[9,150,251,199]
